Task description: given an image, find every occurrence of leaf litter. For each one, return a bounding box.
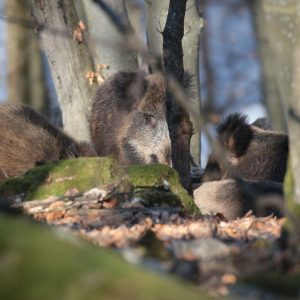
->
[14,185,286,296]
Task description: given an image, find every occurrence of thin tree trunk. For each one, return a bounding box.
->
[182,1,203,166]
[29,0,95,141]
[163,0,193,192]
[124,0,148,71]
[147,0,203,165]
[6,0,48,115]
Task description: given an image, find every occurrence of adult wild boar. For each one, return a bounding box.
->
[89,71,172,166]
[0,104,97,182]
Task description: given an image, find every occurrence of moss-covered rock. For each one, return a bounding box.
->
[0,157,123,201]
[0,214,209,300]
[0,158,198,214]
[128,165,198,213]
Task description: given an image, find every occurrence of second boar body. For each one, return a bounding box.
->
[194,114,288,219]
[89,71,172,166]
[201,113,288,183]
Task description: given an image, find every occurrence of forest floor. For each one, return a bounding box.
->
[13,185,287,298]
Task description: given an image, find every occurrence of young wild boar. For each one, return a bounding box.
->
[201,113,288,183]
[0,104,97,182]
[194,113,288,219]
[89,71,172,166]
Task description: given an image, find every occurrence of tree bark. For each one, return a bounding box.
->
[78,0,139,77]
[146,0,203,165]
[5,0,48,115]
[124,0,148,71]
[182,2,203,165]
[163,0,193,192]
[257,0,300,214]
[29,0,95,141]
[251,1,287,132]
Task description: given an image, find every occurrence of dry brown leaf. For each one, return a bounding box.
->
[221,274,237,285]
[73,20,86,43]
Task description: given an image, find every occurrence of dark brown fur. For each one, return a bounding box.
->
[0,104,97,182]
[194,179,283,220]
[201,114,288,183]
[89,71,171,165]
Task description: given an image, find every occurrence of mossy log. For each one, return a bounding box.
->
[0,214,209,300]
[0,157,198,214]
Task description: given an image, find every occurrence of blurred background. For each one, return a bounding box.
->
[0,0,290,167]
[199,0,268,166]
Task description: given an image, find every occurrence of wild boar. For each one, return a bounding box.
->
[194,179,283,220]
[89,71,172,166]
[201,113,288,183]
[0,104,97,182]
[194,113,287,219]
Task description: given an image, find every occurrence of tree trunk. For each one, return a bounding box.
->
[257,0,300,215]
[251,1,287,132]
[163,0,193,192]
[78,0,139,77]
[29,0,95,141]
[5,0,48,115]
[182,2,203,165]
[124,0,148,71]
[146,0,203,165]
[286,28,300,214]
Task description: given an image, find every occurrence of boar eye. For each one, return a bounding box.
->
[144,113,155,126]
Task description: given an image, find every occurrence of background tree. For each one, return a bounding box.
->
[146,0,203,165]
[28,0,202,191]
[254,0,300,217]
[29,0,96,141]
[5,0,48,115]
[252,1,287,132]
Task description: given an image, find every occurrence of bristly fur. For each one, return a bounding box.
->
[217,113,248,135]
[217,113,253,157]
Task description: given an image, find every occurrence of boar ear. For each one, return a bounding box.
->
[111,71,148,106]
[138,73,166,115]
[217,113,253,157]
[251,117,271,130]
[125,72,148,102]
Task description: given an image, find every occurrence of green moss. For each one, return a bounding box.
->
[128,164,199,214]
[0,159,198,214]
[284,161,300,230]
[133,188,182,207]
[0,214,210,300]
[0,157,123,201]
[127,164,175,187]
